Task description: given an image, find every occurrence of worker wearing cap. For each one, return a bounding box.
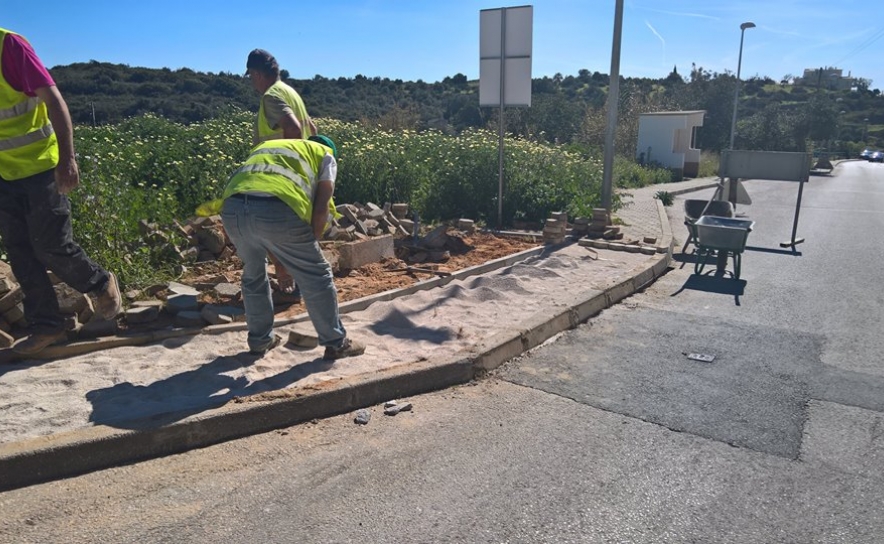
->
[245,48,317,295]
[245,48,317,144]
[219,136,364,359]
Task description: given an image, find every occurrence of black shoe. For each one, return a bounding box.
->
[249,333,282,355]
[323,338,365,360]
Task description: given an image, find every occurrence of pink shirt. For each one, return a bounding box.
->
[1,33,54,96]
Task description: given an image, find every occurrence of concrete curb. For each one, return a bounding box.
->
[0,205,677,492]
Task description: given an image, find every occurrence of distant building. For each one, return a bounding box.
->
[636,111,705,179]
[796,68,855,90]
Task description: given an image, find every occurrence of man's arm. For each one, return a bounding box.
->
[311,180,334,240]
[34,85,79,194]
[278,112,304,139]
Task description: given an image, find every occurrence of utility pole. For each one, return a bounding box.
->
[600,0,624,215]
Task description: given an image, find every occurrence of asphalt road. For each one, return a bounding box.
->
[2,161,883,543]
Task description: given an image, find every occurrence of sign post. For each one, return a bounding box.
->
[480,5,533,229]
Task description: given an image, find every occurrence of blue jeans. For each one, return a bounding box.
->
[221,195,346,352]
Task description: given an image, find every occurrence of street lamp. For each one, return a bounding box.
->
[728,21,756,149]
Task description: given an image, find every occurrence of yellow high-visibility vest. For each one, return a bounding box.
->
[219,139,337,224]
[257,80,314,142]
[0,28,58,181]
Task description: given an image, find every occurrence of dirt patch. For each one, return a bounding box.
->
[177,231,539,322]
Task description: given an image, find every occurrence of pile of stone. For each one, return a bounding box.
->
[135,217,234,266]
[137,202,426,267]
[330,201,414,242]
[396,222,475,264]
[578,236,659,255]
[0,264,24,346]
[0,262,120,346]
[584,208,623,240]
[0,261,254,346]
[542,212,569,244]
[122,280,246,330]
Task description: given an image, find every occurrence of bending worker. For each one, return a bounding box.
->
[219,136,364,359]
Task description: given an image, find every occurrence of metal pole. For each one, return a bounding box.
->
[600,0,624,214]
[728,22,754,150]
[720,22,753,275]
[497,8,507,230]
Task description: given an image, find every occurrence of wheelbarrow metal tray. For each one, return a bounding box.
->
[694,216,755,252]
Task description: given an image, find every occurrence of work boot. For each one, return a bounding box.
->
[249,333,282,356]
[323,337,365,360]
[12,329,67,356]
[94,272,122,320]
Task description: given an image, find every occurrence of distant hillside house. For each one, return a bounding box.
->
[796,67,855,90]
[636,111,706,179]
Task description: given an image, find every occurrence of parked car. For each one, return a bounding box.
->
[870,150,884,163]
[860,148,875,160]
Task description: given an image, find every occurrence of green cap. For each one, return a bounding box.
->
[308,134,337,158]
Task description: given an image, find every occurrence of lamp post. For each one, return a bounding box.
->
[720,21,754,274]
[728,22,756,149]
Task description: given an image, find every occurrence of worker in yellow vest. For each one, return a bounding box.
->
[219,136,364,359]
[245,48,317,296]
[246,48,317,143]
[0,28,121,356]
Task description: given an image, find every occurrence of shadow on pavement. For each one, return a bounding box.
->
[670,273,747,305]
[369,307,456,343]
[86,351,333,430]
[744,245,802,256]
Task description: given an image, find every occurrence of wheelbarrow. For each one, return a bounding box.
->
[693,215,755,279]
[682,199,735,254]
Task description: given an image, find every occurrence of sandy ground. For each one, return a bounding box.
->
[0,244,654,445]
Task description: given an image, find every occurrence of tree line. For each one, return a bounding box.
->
[51,61,884,157]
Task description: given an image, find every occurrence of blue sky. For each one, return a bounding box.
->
[5,0,883,89]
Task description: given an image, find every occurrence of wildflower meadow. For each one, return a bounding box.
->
[65,109,670,287]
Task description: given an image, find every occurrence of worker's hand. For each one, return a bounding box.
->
[55,155,80,194]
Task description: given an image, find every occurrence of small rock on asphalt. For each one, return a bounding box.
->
[354,409,371,425]
[384,402,413,416]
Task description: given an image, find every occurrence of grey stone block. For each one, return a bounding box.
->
[212,283,241,298]
[0,287,23,314]
[287,327,319,348]
[126,305,160,324]
[337,234,395,270]
[79,319,119,339]
[166,293,199,314]
[174,311,206,328]
[201,304,245,325]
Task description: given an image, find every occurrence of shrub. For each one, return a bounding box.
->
[698,151,720,178]
[654,190,675,206]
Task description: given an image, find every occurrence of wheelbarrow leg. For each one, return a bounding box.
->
[715,248,729,276]
[694,247,709,275]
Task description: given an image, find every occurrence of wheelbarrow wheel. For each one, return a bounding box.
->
[694,247,710,275]
[733,252,741,280]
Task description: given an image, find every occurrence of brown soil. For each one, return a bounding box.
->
[177,232,540,321]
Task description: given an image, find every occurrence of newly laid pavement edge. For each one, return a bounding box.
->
[1,178,715,492]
